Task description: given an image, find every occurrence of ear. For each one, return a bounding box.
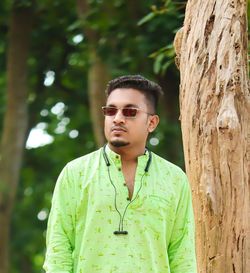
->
[147,115,160,133]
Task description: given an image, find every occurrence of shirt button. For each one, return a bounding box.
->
[116,155,119,159]
[118,167,121,171]
[123,183,126,186]
[126,197,130,201]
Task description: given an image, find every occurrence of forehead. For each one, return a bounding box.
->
[106,88,147,107]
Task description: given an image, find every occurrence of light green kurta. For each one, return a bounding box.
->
[43,146,197,273]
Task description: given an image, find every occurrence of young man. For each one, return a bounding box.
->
[43,75,197,273]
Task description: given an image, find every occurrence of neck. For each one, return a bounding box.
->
[108,143,146,161]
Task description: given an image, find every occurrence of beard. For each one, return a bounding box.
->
[110,140,129,147]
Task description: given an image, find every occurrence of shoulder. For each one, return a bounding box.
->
[66,148,102,171]
[151,152,189,191]
[55,148,103,191]
[58,148,103,183]
[151,152,186,177]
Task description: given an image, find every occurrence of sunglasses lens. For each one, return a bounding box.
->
[122,108,137,117]
[102,107,138,117]
[103,107,117,116]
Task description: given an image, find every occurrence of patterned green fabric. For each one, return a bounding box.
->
[43,146,197,273]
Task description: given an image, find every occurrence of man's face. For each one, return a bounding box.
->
[104,88,158,149]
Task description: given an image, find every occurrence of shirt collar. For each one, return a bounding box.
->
[104,144,150,172]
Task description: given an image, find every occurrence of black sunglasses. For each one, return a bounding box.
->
[102,106,152,118]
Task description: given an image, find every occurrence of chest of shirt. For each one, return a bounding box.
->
[74,166,178,227]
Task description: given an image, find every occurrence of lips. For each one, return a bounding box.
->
[111,126,127,132]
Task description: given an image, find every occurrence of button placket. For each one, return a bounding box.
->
[113,159,129,207]
[129,156,148,208]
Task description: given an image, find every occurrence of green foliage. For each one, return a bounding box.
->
[138,0,185,75]
[137,11,156,26]
[150,44,175,74]
[12,0,34,8]
[0,1,9,131]
[0,0,185,272]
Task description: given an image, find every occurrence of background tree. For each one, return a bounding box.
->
[0,1,34,272]
[0,1,185,272]
[174,0,249,272]
[76,0,110,147]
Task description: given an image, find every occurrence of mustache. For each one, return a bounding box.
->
[111,125,127,132]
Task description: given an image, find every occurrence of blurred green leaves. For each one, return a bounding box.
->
[138,1,184,75]
[150,44,175,74]
[0,1,186,272]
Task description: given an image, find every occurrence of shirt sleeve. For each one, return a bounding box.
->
[168,173,197,273]
[43,165,75,273]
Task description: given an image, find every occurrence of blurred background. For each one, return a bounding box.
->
[0,0,187,272]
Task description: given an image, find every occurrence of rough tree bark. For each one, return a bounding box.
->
[174,0,249,272]
[0,6,33,273]
[76,0,109,147]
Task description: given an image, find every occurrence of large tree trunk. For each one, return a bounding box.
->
[0,6,33,273]
[174,1,249,272]
[76,0,109,147]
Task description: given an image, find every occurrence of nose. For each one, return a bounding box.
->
[113,109,125,124]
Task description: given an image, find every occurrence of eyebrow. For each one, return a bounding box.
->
[107,103,139,108]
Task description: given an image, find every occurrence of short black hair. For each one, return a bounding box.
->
[105,75,163,113]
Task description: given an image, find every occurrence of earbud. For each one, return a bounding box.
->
[103,146,111,166]
[144,149,152,172]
